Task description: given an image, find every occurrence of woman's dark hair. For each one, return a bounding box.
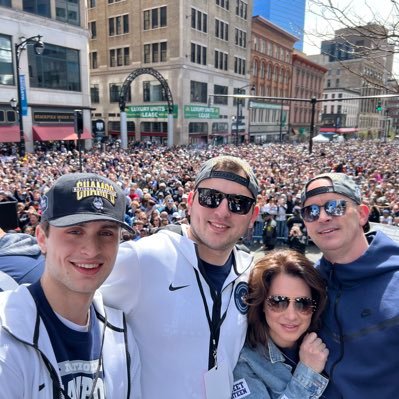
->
[246,249,327,349]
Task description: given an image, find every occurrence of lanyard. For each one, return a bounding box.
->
[194,260,235,370]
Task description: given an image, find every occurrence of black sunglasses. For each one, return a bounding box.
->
[301,199,348,222]
[266,295,317,315]
[196,188,255,215]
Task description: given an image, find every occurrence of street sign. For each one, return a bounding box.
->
[126,105,178,118]
[184,105,220,119]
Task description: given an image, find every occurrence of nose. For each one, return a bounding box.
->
[214,197,231,216]
[317,206,332,222]
[79,236,102,257]
[283,302,300,320]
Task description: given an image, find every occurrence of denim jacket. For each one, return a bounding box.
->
[232,340,328,399]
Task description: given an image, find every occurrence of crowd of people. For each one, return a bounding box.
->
[1,139,398,239]
[0,145,398,399]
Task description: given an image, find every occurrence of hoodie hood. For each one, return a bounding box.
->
[0,233,42,257]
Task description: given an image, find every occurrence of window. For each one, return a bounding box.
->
[144,42,167,63]
[189,122,208,134]
[88,0,95,8]
[214,85,228,105]
[109,15,129,36]
[110,48,129,67]
[191,43,207,66]
[234,57,246,75]
[327,79,331,88]
[89,21,97,39]
[143,6,167,30]
[216,0,229,10]
[235,0,247,19]
[214,50,228,70]
[252,60,258,76]
[0,35,14,86]
[109,83,131,103]
[143,80,167,102]
[89,51,98,69]
[0,0,12,6]
[337,105,342,114]
[235,28,247,48]
[190,80,207,103]
[23,0,51,18]
[336,78,340,87]
[91,84,99,103]
[29,43,81,91]
[215,19,229,41]
[55,0,80,25]
[191,8,207,33]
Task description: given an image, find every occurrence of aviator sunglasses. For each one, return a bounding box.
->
[266,295,317,315]
[301,199,348,222]
[196,188,255,215]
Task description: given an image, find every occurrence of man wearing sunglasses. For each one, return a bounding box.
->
[301,172,399,399]
[100,155,259,399]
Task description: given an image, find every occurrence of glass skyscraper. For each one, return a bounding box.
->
[253,0,306,50]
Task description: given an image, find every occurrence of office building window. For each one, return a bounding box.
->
[214,85,228,105]
[29,43,81,91]
[143,42,167,63]
[0,34,14,86]
[191,43,207,66]
[143,6,167,30]
[235,0,247,19]
[89,51,98,69]
[110,48,130,67]
[89,21,97,39]
[55,0,80,25]
[215,19,229,40]
[88,0,95,8]
[23,0,51,18]
[109,15,129,36]
[0,0,12,6]
[214,50,228,70]
[216,0,229,10]
[91,84,100,103]
[109,83,131,103]
[234,56,246,75]
[190,80,207,103]
[235,28,247,48]
[191,8,207,33]
[143,80,167,102]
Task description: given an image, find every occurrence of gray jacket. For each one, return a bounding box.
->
[232,340,328,399]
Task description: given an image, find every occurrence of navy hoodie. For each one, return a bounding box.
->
[316,231,399,399]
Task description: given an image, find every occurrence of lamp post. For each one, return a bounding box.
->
[14,35,45,157]
[235,84,255,146]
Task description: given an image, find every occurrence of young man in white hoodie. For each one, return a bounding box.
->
[0,173,141,398]
[100,155,259,399]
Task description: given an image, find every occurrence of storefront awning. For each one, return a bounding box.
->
[0,125,20,143]
[336,128,358,134]
[33,125,91,141]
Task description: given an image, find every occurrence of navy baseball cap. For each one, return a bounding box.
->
[301,173,362,205]
[195,155,259,199]
[41,173,133,232]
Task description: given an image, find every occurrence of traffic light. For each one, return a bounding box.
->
[74,109,83,135]
[376,100,382,112]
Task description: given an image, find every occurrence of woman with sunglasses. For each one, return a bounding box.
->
[232,249,328,399]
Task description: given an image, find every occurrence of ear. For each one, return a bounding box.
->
[358,204,370,227]
[35,225,48,255]
[248,204,260,228]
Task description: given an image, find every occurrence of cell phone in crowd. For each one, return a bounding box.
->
[0,201,18,231]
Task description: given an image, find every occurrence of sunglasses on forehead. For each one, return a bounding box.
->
[301,199,348,222]
[266,295,317,315]
[196,188,255,215]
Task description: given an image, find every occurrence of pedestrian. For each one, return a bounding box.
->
[300,172,399,399]
[262,212,277,251]
[0,173,141,398]
[232,250,328,398]
[100,155,259,399]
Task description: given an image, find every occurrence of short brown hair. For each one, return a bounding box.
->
[246,249,327,349]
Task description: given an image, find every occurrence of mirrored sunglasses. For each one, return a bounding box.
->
[266,295,317,315]
[301,199,348,222]
[196,188,255,215]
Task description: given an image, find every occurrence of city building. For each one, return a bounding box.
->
[290,51,327,139]
[249,15,297,143]
[0,0,91,153]
[252,0,306,50]
[88,0,253,146]
[318,24,394,137]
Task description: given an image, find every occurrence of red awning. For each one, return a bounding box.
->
[33,125,91,141]
[336,128,358,134]
[0,125,20,143]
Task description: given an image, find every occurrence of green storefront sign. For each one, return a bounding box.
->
[184,105,220,119]
[126,105,178,118]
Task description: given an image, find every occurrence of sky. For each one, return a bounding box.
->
[302,0,398,74]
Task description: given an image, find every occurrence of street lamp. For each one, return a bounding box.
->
[14,35,45,156]
[235,84,255,146]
